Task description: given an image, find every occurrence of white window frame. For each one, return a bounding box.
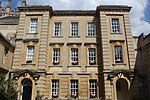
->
[88,48,96,65]
[52,48,60,65]
[54,22,61,36]
[52,80,59,97]
[71,48,78,65]
[29,19,38,33]
[89,80,97,97]
[26,46,34,63]
[70,80,78,97]
[71,22,78,36]
[111,19,120,33]
[114,46,123,63]
[2,47,8,64]
[87,22,96,36]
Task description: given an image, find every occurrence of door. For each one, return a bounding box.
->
[116,79,129,100]
[21,79,32,100]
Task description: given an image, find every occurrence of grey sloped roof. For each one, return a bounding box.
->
[0,16,19,25]
[0,32,15,48]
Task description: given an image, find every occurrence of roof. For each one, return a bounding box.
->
[0,8,20,16]
[53,10,96,16]
[0,32,15,48]
[0,16,19,25]
[18,5,52,11]
[17,5,131,16]
[97,5,131,12]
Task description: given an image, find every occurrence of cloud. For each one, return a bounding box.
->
[1,1,7,7]
[26,0,150,35]
[17,1,22,7]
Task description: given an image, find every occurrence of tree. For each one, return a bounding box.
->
[0,74,18,100]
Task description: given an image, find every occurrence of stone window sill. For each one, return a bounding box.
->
[26,32,38,34]
[69,36,80,38]
[86,36,97,38]
[85,65,98,67]
[22,63,36,66]
[112,63,126,66]
[49,65,63,67]
[51,36,63,38]
[67,65,81,67]
[110,33,123,35]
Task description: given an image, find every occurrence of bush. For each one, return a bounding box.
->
[0,74,18,100]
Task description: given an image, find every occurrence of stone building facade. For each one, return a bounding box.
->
[11,4,135,100]
[132,33,150,100]
[0,32,15,75]
[0,0,19,17]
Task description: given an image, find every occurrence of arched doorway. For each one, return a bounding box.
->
[21,78,32,100]
[116,78,129,100]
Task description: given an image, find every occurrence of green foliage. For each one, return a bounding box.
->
[36,91,43,100]
[0,74,18,100]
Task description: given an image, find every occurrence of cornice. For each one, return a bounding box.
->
[67,42,82,45]
[49,42,64,46]
[22,38,39,42]
[84,42,98,46]
[97,5,131,12]
[109,40,125,43]
[18,5,53,12]
[53,10,96,16]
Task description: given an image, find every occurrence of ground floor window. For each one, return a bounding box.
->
[70,80,78,97]
[52,80,59,97]
[89,80,97,98]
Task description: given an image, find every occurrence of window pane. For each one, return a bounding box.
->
[54,22,61,36]
[112,19,120,33]
[89,80,97,97]
[53,49,60,65]
[88,22,95,36]
[2,47,8,64]
[114,46,123,62]
[88,48,96,65]
[29,19,38,33]
[71,22,78,36]
[26,46,34,63]
[70,80,78,96]
[71,48,78,65]
[52,80,59,97]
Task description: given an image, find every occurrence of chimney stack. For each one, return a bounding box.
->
[22,0,27,6]
[6,0,12,16]
[7,0,11,8]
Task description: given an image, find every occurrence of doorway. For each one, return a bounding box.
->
[21,78,32,100]
[116,78,129,100]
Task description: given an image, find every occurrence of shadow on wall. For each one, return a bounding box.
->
[130,33,150,100]
[95,15,106,99]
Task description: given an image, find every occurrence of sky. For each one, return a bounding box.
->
[0,0,150,36]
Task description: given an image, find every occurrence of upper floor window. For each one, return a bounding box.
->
[53,48,60,65]
[71,22,78,36]
[26,46,34,63]
[2,47,8,64]
[87,22,96,36]
[88,48,96,65]
[114,46,123,63]
[29,19,38,33]
[71,48,78,65]
[52,80,59,97]
[54,22,61,36]
[70,80,78,97]
[111,19,120,33]
[89,80,97,98]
